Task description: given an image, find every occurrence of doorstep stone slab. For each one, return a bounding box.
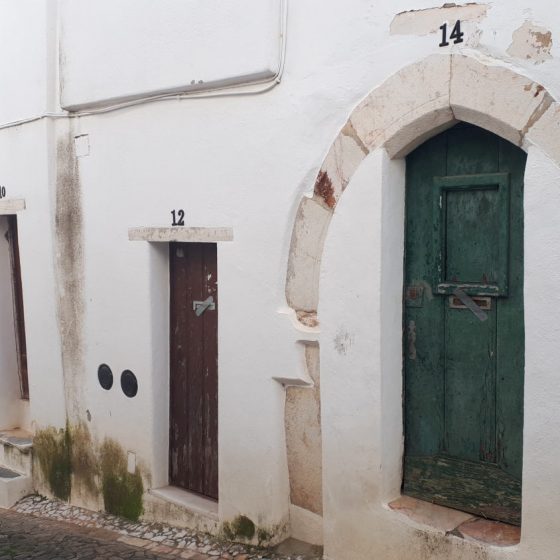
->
[389,495,474,532]
[456,517,521,547]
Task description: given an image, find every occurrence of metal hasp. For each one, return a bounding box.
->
[193,296,215,316]
[451,288,489,322]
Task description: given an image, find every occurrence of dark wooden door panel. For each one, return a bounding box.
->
[169,242,218,500]
[7,216,28,400]
[403,123,525,524]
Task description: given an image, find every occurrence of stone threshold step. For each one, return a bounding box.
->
[0,429,33,451]
[0,466,23,480]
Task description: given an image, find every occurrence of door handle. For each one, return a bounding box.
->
[193,296,215,317]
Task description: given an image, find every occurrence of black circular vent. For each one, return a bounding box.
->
[98,364,113,390]
[121,370,138,398]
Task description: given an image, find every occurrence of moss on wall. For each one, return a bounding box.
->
[70,422,98,494]
[33,423,144,522]
[99,439,144,522]
[222,515,256,541]
[34,424,72,501]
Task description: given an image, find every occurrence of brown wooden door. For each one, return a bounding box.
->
[6,215,29,400]
[169,242,218,499]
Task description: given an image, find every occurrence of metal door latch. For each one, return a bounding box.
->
[193,296,215,316]
[452,288,488,322]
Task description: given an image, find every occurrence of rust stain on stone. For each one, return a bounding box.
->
[314,171,336,209]
[55,125,85,423]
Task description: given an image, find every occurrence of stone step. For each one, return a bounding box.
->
[0,429,33,476]
[0,465,33,509]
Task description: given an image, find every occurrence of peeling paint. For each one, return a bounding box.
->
[295,310,319,328]
[391,3,488,36]
[508,21,553,65]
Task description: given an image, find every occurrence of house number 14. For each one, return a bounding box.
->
[439,20,464,47]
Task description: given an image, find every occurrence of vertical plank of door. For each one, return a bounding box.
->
[404,134,447,457]
[169,242,186,488]
[445,128,499,463]
[496,140,526,479]
[186,243,204,495]
[201,244,218,499]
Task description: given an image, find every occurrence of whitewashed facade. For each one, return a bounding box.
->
[1,1,560,559]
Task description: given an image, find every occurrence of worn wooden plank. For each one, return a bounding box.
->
[496,140,526,480]
[404,133,447,457]
[403,455,521,525]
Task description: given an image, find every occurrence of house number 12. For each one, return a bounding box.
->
[171,209,185,226]
[439,20,464,47]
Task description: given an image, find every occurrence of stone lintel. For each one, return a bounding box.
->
[128,226,233,243]
[0,199,25,214]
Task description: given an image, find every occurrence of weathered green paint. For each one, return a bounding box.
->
[403,123,525,525]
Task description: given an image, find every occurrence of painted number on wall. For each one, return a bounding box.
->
[171,209,185,226]
[439,20,464,47]
[0,186,5,199]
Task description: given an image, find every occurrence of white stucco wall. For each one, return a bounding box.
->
[1,0,560,557]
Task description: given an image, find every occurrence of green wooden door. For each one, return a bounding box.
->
[403,123,525,525]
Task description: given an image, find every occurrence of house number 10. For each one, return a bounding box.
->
[0,186,6,199]
[439,20,464,47]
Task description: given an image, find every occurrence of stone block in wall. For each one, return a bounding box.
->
[450,54,552,146]
[525,101,560,164]
[350,54,452,155]
[286,196,333,313]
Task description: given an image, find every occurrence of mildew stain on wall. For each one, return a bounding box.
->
[55,124,85,423]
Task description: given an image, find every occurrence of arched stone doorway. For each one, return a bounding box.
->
[285,53,560,559]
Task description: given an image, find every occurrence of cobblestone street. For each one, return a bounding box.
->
[0,509,181,559]
[0,498,323,560]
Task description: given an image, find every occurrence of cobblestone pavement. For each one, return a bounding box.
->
[0,509,179,559]
[3,496,323,560]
